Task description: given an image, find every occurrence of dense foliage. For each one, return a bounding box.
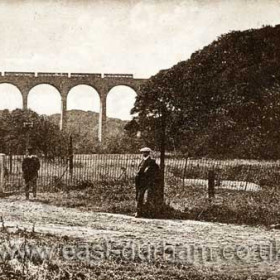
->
[53,110,144,154]
[0,109,143,155]
[0,109,68,156]
[132,24,280,159]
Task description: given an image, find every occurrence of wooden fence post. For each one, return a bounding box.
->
[208,169,215,201]
[0,154,6,193]
[68,135,73,188]
[9,152,12,175]
[182,157,188,188]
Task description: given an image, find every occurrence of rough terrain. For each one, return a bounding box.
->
[0,195,280,277]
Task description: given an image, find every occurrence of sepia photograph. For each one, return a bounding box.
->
[1,0,280,279]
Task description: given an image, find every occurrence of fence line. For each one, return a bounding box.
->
[2,154,280,193]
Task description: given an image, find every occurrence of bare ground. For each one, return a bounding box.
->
[1,194,280,277]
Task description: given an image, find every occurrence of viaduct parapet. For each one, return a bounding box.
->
[0,72,147,142]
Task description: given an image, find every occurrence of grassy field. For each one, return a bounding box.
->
[0,228,273,280]
[4,154,280,227]
[25,177,280,227]
[5,154,280,194]
[1,202,280,280]
[2,156,280,279]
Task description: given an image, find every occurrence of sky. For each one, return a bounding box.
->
[0,0,280,120]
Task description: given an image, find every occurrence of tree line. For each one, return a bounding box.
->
[0,109,143,156]
[129,25,280,160]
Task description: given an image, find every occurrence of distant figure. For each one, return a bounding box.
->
[135,147,159,217]
[22,147,40,200]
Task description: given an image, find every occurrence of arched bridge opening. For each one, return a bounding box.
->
[0,83,23,111]
[107,85,137,121]
[28,84,61,116]
[0,72,147,142]
[67,85,101,140]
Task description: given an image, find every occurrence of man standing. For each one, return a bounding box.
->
[135,147,159,217]
[22,147,40,200]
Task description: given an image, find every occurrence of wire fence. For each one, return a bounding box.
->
[2,154,280,193]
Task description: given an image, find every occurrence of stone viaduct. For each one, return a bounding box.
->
[0,72,147,142]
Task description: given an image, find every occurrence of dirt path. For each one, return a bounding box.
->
[1,196,280,276]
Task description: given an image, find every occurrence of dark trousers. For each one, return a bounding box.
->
[136,186,152,215]
[24,176,37,199]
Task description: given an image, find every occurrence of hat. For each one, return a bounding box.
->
[140,147,152,153]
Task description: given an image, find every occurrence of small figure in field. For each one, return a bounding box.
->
[135,147,160,218]
[22,147,40,200]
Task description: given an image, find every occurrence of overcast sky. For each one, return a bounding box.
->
[0,0,280,119]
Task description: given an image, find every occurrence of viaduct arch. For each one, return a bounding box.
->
[0,72,147,142]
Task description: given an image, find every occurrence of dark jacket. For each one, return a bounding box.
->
[22,156,40,181]
[135,157,159,189]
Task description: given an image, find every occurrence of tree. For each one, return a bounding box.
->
[0,109,68,156]
[132,24,280,160]
[131,70,183,151]
[131,70,181,204]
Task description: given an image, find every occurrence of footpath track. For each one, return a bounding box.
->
[0,196,280,276]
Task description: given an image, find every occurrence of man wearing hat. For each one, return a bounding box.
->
[135,147,159,217]
[22,147,40,200]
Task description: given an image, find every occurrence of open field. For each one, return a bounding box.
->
[2,177,279,227]
[3,155,280,279]
[3,154,280,226]
[4,154,280,194]
[0,196,280,279]
[2,157,280,279]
